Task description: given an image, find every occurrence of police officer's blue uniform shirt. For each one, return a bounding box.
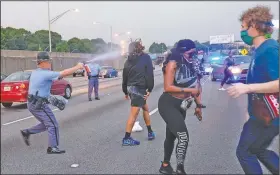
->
[87,63,101,76]
[28,68,60,98]
[246,39,279,126]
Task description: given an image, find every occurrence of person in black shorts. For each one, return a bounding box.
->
[219,51,235,90]
[158,39,202,174]
[122,39,155,146]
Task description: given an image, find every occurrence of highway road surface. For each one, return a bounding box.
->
[1,72,279,174]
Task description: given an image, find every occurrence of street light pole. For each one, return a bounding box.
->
[48,1,52,53]
[47,3,78,53]
[50,9,79,24]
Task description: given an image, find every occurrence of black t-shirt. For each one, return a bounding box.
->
[225,57,234,67]
[163,48,197,88]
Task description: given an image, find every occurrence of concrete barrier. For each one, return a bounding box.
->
[1,50,126,75]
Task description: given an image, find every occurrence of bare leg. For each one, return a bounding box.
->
[142,104,151,126]
[125,107,140,133]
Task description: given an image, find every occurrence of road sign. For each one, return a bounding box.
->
[209,34,235,44]
[241,49,248,55]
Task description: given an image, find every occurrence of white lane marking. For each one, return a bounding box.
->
[2,108,59,126]
[149,108,158,115]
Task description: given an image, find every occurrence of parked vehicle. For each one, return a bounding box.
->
[99,66,118,78]
[73,68,85,77]
[1,73,7,82]
[0,70,72,108]
[211,55,251,83]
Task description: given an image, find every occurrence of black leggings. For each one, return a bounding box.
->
[158,92,189,166]
[221,68,232,86]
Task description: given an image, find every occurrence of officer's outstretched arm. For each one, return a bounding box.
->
[59,63,84,77]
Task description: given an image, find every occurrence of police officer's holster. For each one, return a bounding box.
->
[28,91,49,110]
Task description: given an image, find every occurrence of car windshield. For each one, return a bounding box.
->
[234,56,252,64]
[2,71,31,82]
[211,58,225,65]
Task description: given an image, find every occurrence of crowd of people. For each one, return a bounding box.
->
[20,5,278,174]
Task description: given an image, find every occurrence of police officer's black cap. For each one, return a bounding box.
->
[32,51,52,62]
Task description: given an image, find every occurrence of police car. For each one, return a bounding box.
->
[0,70,72,108]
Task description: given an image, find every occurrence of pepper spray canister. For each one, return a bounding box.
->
[84,64,91,74]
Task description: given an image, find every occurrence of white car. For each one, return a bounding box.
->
[73,68,85,77]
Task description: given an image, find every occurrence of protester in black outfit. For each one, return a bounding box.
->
[219,51,235,90]
[158,39,202,174]
[122,39,155,146]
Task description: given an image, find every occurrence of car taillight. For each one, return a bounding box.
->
[20,83,26,89]
[15,83,26,90]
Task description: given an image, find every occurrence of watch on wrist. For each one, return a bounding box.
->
[196,104,203,108]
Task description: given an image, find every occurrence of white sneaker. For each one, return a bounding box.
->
[219,88,226,91]
[132,121,143,132]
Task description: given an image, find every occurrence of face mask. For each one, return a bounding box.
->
[198,55,203,59]
[241,27,267,46]
[241,30,254,46]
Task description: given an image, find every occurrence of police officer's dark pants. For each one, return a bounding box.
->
[236,118,279,174]
[26,102,59,147]
[88,77,99,99]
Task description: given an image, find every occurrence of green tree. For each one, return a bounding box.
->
[1,26,118,54]
[68,37,81,53]
[56,40,70,52]
[149,42,167,53]
[33,30,62,51]
[25,34,41,51]
[149,42,156,53]
[1,27,31,50]
[159,43,167,52]
[91,38,107,53]
[81,39,92,53]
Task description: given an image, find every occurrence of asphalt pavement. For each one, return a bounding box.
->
[1,73,279,174]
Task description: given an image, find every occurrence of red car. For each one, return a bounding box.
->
[0,70,72,108]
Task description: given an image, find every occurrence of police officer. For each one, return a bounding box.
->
[85,62,101,101]
[20,51,84,154]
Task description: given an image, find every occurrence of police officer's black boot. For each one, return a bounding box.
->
[95,97,100,100]
[89,98,92,101]
[20,130,30,146]
[176,164,187,175]
[47,147,66,154]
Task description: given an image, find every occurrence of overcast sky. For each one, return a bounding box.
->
[1,1,279,47]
